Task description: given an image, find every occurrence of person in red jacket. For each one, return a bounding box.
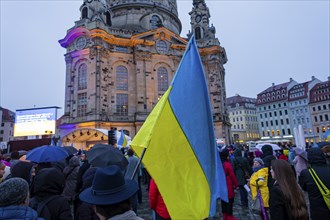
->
[149,178,171,220]
[220,149,239,220]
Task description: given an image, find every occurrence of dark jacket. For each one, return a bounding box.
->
[74,167,99,220]
[30,168,72,220]
[75,161,91,194]
[62,156,80,201]
[269,182,290,220]
[0,205,43,220]
[261,145,277,187]
[299,148,330,220]
[231,149,252,186]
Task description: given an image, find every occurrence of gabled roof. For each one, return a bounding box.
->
[259,81,290,94]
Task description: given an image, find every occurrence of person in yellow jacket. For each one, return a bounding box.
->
[249,157,269,219]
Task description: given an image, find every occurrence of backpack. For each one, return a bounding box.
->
[308,168,330,210]
[30,195,61,219]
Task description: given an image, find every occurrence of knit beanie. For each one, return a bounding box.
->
[220,149,229,162]
[0,177,29,207]
[253,157,264,166]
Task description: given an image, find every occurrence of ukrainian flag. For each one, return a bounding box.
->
[131,37,227,219]
[118,130,128,147]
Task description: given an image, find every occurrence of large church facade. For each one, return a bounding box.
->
[58,0,231,148]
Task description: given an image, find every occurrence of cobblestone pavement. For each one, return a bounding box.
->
[136,183,258,220]
[136,183,311,220]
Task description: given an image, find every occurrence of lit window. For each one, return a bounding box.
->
[158,67,168,92]
[116,94,128,116]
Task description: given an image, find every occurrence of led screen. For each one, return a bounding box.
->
[14,107,57,137]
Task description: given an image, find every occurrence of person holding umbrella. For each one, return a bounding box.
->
[269,160,308,220]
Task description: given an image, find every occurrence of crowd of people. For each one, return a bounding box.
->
[0,142,329,220]
[219,143,330,220]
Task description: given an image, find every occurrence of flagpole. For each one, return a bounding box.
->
[130,148,147,180]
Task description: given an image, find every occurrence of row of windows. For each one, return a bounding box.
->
[312,104,330,111]
[314,114,330,122]
[259,109,288,118]
[290,100,307,106]
[293,117,310,124]
[259,103,286,111]
[233,124,258,130]
[232,110,256,115]
[77,64,169,93]
[261,118,290,127]
[315,126,330,134]
[289,92,305,99]
[292,108,308,115]
[82,8,162,30]
[313,95,330,102]
[75,64,170,117]
[261,90,285,98]
[232,116,258,122]
[262,128,291,137]
[314,88,330,94]
[259,95,286,103]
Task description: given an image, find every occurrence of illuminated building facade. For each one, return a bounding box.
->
[256,78,298,141]
[227,95,260,143]
[287,76,321,144]
[309,78,330,142]
[58,0,230,147]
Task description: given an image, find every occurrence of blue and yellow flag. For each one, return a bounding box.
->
[131,37,227,219]
[118,130,128,147]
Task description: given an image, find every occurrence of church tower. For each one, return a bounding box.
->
[58,0,230,147]
[188,0,231,142]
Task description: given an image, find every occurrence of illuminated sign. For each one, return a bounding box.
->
[14,107,58,137]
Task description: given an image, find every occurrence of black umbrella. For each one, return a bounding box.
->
[86,144,128,170]
[62,146,78,155]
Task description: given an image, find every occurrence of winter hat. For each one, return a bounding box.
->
[0,177,29,207]
[220,149,229,162]
[308,148,326,165]
[253,157,264,166]
[255,150,263,158]
[261,145,273,156]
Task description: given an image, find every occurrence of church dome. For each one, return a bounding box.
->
[109,0,181,34]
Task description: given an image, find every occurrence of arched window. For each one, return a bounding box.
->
[105,11,111,26]
[195,27,202,39]
[116,66,128,91]
[157,67,168,92]
[82,7,88,19]
[150,15,162,29]
[78,64,87,90]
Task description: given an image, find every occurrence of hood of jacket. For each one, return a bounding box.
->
[234,149,243,158]
[308,148,326,165]
[68,156,80,167]
[11,161,34,185]
[33,167,65,196]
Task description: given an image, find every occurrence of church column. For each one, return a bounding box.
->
[64,54,73,120]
